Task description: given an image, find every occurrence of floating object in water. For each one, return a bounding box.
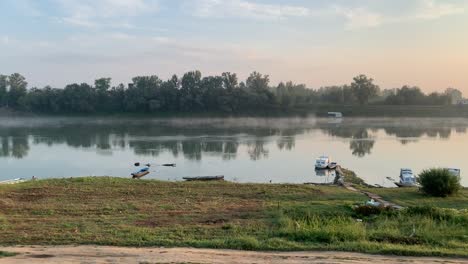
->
[315,156,338,170]
[134,162,175,167]
[315,156,330,170]
[328,112,343,118]
[183,175,224,181]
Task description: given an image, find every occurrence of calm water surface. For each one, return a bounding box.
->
[1,117,467,187]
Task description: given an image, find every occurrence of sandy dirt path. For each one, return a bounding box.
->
[1,246,467,264]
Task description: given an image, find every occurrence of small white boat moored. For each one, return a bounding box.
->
[315,156,330,170]
[446,168,461,178]
[328,112,343,118]
[395,168,417,187]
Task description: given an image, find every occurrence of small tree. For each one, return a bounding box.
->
[418,168,461,197]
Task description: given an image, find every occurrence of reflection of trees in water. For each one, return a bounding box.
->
[130,141,181,158]
[276,129,297,151]
[222,141,239,160]
[2,119,468,160]
[0,123,306,161]
[321,122,464,157]
[182,141,203,161]
[350,140,375,157]
[277,136,295,151]
[247,140,269,160]
[0,134,30,159]
[321,126,376,157]
[384,126,452,140]
[349,129,375,158]
[1,137,8,157]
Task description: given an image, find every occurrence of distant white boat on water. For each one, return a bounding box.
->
[328,112,343,118]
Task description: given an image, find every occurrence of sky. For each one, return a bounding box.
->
[0,0,467,93]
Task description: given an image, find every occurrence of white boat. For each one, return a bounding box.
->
[315,156,330,170]
[0,178,27,185]
[446,168,461,178]
[328,112,343,118]
[395,168,417,187]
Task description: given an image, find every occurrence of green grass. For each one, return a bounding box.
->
[360,187,468,209]
[0,177,467,257]
[0,251,16,257]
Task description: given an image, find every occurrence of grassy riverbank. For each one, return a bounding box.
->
[0,177,467,257]
[360,187,468,210]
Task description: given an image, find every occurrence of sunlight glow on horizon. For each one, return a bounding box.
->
[0,0,467,93]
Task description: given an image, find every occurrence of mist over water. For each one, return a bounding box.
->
[0,117,467,187]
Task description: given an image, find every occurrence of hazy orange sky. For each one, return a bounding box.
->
[0,0,467,94]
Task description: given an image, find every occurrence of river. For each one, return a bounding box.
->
[1,117,466,187]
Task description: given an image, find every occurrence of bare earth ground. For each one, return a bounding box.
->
[1,246,467,264]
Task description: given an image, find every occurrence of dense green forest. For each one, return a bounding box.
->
[0,71,463,114]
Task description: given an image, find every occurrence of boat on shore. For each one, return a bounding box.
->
[183,176,224,181]
[395,168,417,187]
[132,167,150,179]
[0,178,26,185]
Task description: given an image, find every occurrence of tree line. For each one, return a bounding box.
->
[0,72,463,114]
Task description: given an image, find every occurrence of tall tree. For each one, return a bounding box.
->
[95,78,112,111]
[222,72,238,91]
[445,87,463,104]
[7,73,28,108]
[180,71,203,111]
[0,75,7,106]
[95,78,111,92]
[246,71,269,92]
[351,75,379,105]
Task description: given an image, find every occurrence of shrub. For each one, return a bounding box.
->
[417,168,461,197]
[353,205,394,217]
